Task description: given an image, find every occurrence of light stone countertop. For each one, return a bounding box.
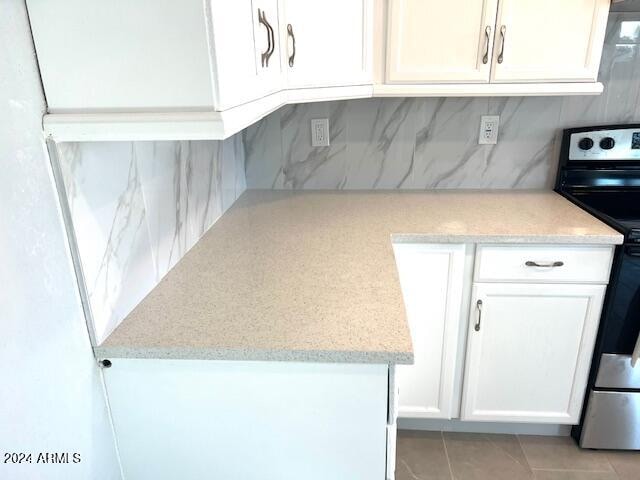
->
[95,190,623,364]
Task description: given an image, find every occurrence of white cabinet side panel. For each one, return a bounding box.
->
[104,360,388,480]
[27,0,215,112]
[393,244,466,419]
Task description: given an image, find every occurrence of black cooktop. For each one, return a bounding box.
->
[562,190,640,241]
[556,124,640,242]
[569,190,640,224]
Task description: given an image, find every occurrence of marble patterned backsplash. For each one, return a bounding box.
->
[56,135,246,344]
[244,10,640,190]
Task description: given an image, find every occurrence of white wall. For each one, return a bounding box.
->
[0,1,120,479]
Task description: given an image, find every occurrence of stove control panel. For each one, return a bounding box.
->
[569,128,640,161]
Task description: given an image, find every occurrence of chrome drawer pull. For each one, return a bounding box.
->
[525,261,564,268]
[474,299,483,332]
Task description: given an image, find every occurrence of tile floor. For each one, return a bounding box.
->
[396,430,640,480]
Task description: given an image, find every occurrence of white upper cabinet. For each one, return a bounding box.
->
[27,0,612,141]
[393,244,466,419]
[26,0,283,113]
[378,0,610,95]
[491,0,610,83]
[461,282,605,424]
[281,0,372,88]
[387,0,499,83]
[27,0,373,141]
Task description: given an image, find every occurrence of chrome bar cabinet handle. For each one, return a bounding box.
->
[482,26,491,64]
[497,25,506,64]
[525,261,564,268]
[265,12,275,65]
[475,299,483,332]
[258,9,272,68]
[287,23,296,67]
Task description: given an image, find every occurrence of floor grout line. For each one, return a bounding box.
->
[440,431,456,480]
[486,434,531,472]
[531,467,618,473]
[515,433,536,473]
[517,433,619,476]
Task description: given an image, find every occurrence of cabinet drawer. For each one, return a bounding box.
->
[474,245,613,283]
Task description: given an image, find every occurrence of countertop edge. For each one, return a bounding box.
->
[391,233,625,245]
[93,346,414,365]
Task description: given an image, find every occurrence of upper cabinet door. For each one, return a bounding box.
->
[209,0,283,111]
[251,0,283,97]
[281,0,372,88]
[386,0,499,83]
[461,283,605,424]
[491,0,610,83]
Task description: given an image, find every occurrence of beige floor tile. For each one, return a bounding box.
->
[395,430,452,480]
[444,432,533,480]
[519,436,613,473]
[606,451,640,480]
[532,470,619,480]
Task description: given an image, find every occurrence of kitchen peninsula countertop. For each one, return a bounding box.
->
[95,190,623,363]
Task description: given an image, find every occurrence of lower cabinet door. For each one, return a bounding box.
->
[392,243,466,419]
[461,283,605,424]
[103,359,388,480]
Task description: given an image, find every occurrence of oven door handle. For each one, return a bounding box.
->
[632,331,640,368]
[626,246,640,257]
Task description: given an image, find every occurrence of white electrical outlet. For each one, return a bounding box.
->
[311,118,330,147]
[479,115,500,145]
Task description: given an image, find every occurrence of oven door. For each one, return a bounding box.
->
[580,246,640,449]
[596,244,640,388]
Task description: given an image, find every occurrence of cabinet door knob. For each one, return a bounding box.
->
[525,261,564,268]
[475,299,483,332]
[497,25,506,64]
[482,26,491,64]
[287,23,296,67]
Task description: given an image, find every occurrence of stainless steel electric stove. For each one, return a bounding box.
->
[556,124,640,450]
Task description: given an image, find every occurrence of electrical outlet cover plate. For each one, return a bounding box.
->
[311,118,330,147]
[479,115,499,145]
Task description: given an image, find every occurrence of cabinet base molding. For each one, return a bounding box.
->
[42,90,287,142]
[43,80,602,142]
[43,85,375,143]
[373,82,604,98]
[397,418,572,437]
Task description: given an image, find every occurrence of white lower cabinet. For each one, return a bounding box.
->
[393,244,466,419]
[461,282,606,424]
[103,359,389,480]
[395,243,612,426]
